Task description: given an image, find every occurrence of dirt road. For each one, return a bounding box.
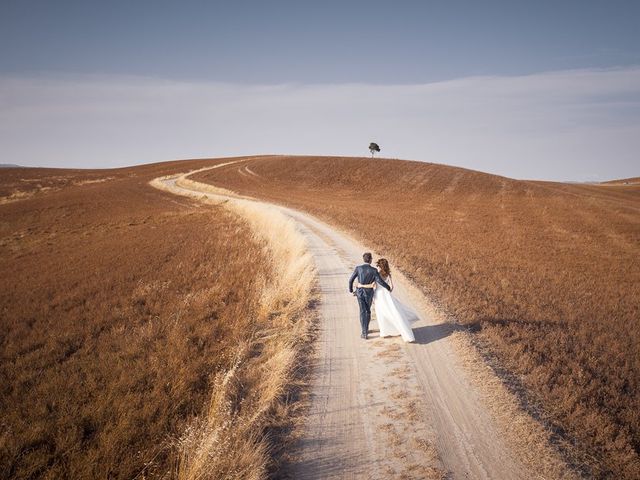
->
[156,170,532,479]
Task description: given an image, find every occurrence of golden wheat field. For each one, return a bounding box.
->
[0,159,314,479]
[192,155,640,479]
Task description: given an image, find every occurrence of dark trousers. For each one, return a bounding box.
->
[356,288,374,335]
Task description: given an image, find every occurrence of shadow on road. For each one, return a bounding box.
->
[412,322,464,345]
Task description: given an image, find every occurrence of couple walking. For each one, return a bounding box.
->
[348,252,418,342]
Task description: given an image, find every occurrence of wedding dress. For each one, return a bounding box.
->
[373,276,418,342]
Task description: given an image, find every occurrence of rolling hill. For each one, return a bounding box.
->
[0,159,314,479]
[192,155,640,478]
[2,155,638,478]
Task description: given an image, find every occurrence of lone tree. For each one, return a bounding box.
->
[369,142,381,157]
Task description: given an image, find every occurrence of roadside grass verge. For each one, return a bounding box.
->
[151,173,316,479]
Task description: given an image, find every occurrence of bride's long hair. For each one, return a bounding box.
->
[376,258,391,279]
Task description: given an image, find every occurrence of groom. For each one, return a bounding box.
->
[348,252,392,339]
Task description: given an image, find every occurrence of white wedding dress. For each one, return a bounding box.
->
[373,275,418,342]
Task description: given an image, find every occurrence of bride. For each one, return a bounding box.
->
[360,258,418,343]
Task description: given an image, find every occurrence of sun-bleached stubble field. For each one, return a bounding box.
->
[192,155,640,479]
[0,159,314,480]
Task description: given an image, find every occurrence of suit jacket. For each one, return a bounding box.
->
[349,264,391,293]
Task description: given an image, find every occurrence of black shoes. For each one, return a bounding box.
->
[361,332,368,340]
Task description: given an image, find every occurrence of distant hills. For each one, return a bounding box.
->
[0,164,23,168]
[601,176,640,185]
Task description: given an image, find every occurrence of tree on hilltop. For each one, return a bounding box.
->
[369,142,380,157]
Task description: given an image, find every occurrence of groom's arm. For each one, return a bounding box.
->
[375,272,392,291]
[348,268,358,293]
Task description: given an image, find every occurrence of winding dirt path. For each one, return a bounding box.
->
[154,167,532,479]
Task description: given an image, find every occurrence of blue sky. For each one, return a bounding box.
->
[1,1,639,180]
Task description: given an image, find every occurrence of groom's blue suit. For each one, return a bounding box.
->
[349,264,392,338]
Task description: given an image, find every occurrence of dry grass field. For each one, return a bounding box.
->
[0,159,314,479]
[193,155,640,479]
